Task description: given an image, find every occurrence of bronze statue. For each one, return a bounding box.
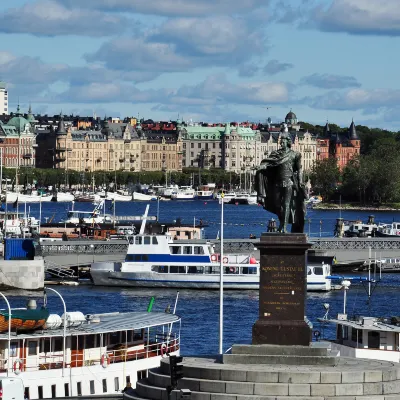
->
[255,124,307,233]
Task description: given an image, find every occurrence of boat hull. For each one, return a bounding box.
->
[0,308,49,332]
[91,270,330,291]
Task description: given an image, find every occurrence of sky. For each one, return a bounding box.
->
[0,0,399,130]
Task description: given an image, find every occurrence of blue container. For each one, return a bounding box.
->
[4,238,35,260]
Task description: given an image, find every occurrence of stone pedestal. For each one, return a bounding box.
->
[252,233,312,346]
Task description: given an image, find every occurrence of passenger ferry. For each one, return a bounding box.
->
[91,207,332,291]
[0,297,180,399]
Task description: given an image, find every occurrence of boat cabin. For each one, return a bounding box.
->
[0,309,180,399]
[323,315,400,363]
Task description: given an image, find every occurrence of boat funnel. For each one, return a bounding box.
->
[27,299,37,310]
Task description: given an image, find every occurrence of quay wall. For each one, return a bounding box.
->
[0,258,44,290]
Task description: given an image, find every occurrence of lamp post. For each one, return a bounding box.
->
[341,280,351,314]
[0,292,11,376]
[90,244,95,263]
[44,287,67,377]
[219,192,224,354]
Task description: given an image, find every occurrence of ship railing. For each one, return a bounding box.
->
[7,336,182,371]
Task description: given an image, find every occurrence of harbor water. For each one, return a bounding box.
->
[4,200,400,355]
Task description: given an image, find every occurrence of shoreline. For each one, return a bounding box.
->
[311,203,400,211]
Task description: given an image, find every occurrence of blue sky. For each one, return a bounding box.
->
[0,0,399,130]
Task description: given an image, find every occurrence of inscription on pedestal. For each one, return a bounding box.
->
[252,233,312,346]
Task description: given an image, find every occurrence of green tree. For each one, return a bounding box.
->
[309,158,340,201]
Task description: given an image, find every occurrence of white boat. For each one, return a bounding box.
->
[233,192,250,205]
[196,186,214,200]
[376,222,400,237]
[216,192,236,204]
[55,192,75,202]
[107,191,132,202]
[171,186,197,200]
[247,192,258,205]
[91,207,331,291]
[4,192,53,203]
[61,201,113,224]
[132,192,156,201]
[0,298,180,399]
[160,185,179,198]
[0,211,40,237]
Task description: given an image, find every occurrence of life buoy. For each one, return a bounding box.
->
[160,344,168,358]
[223,257,228,264]
[211,254,217,262]
[13,359,23,374]
[397,232,400,236]
[100,353,110,368]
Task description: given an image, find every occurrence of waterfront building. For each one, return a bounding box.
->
[0,82,8,115]
[316,120,361,169]
[179,120,261,173]
[0,105,37,168]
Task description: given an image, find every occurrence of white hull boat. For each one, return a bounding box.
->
[171,187,196,200]
[0,297,181,399]
[132,192,156,201]
[4,192,53,203]
[107,192,132,202]
[56,192,75,202]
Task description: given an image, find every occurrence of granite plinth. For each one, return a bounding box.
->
[252,233,312,346]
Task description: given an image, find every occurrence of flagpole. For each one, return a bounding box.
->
[219,193,224,355]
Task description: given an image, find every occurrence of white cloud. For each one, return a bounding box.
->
[0,0,131,36]
[300,73,361,89]
[58,0,268,17]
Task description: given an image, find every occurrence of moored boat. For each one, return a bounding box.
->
[0,305,49,332]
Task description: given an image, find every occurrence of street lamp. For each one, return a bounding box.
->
[44,287,67,377]
[0,292,11,376]
[341,280,351,314]
[90,244,95,263]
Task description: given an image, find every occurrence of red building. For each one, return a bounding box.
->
[316,121,360,169]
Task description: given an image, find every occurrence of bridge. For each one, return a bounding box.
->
[41,237,400,269]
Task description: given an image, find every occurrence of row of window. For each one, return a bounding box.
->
[151,265,257,275]
[25,374,143,399]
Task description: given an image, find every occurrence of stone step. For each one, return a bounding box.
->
[231,344,329,357]
[147,368,400,397]
[223,354,338,366]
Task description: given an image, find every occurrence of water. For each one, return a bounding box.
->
[12,200,400,238]
[4,200,400,355]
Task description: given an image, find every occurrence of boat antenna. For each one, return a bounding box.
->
[139,204,150,235]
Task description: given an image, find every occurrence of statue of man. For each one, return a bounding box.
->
[255,124,306,233]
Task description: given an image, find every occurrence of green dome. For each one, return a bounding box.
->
[7,115,31,133]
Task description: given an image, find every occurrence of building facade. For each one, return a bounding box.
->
[0,82,8,115]
[316,121,361,169]
[0,105,36,168]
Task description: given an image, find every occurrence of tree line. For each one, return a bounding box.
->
[309,125,400,204]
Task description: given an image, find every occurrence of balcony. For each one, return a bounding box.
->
[124,139,131,143]
[55,147,66,152]
[119,158,125,163]
[23,153,32,159]
[97,157,102,162]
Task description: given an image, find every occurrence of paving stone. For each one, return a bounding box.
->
[288,383,310,396]
[253,383,288,396]
[225,382,254,395]
[311,383,336,397]
[383,370,398,382]
[199,380,226,393]
[278,371,320,384]
[365,371,384,383]
[178,378,200,392]
[383,380,400,394]
[363,382,383,395]
[335,383,364,396]
[321,372,342,384]
[221,369,247,382]
[246,371,279,383]
[342,371,364,383]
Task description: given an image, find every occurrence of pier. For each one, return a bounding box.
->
[41,237,400,269]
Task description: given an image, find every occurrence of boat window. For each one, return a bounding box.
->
[194,246,205,255]
[109,332,120,345]
[38,386,43,399]
[41,338,50,353]
[128,237,134,244]
[90,381,95,395]
[126,376,131,385]
[183,246,192,254]
[77,382,82,396]
[307,268,312,275]
[152,265,167,273]
[314,267,323,275]
[144,237,151,245]
[137,370,147,380]
[170,246,181,254]
[206,266,220,274]
[133,330,143,341]
[28,341,37,356]
[127,330,133,342]
[102,379,107,393]
[10,341,18,356]
[152,237,158,244]
[114,377,119,392]
[53,337,63,352]
[25,388,30,400]
[170,266,186,273]
[64,383,70,397]
[136,237,142,244]
[188,266,204,274]
[368,331,380,349]
[85,334,97,349]
[51,385,56,398]
[241,267,257,275]
[351,328,363,344]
